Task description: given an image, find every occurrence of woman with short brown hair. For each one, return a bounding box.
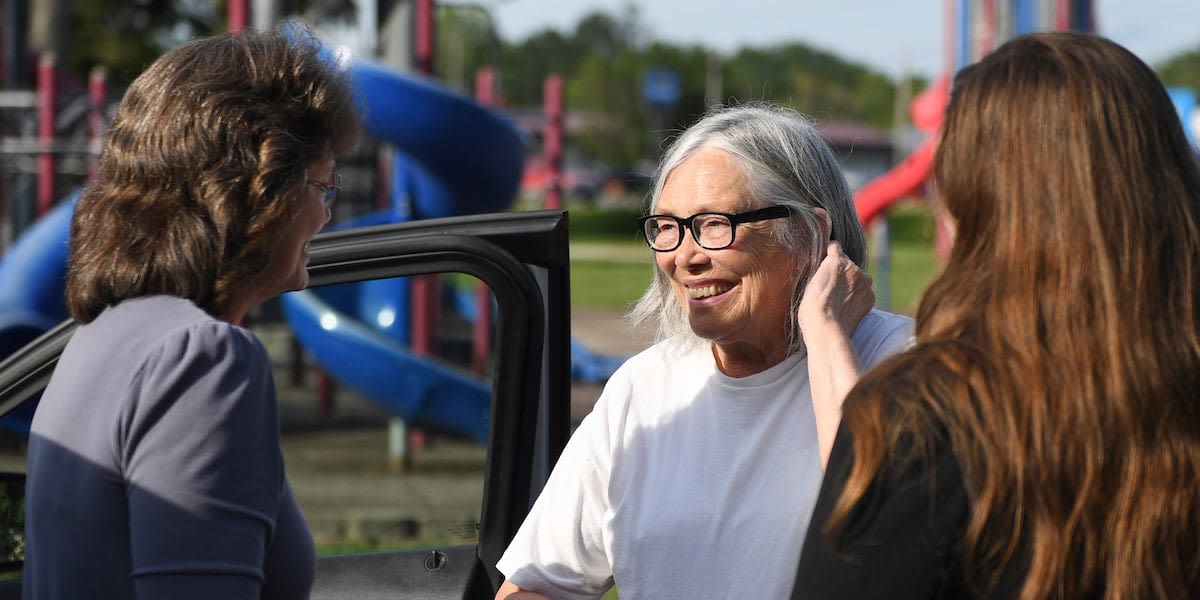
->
[25,24,360,599]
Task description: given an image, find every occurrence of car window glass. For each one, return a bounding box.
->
[245,272,493,556]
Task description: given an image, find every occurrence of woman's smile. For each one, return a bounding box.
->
[686,281,734,300]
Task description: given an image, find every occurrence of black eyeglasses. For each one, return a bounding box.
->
[307,172,342,209]
[639,205,792,252]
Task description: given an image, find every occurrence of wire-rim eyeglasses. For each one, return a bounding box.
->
[306,172,342,210]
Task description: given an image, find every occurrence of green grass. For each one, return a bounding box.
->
[871,241,938,315]
[570,259,652,310]
[867,202,940,315]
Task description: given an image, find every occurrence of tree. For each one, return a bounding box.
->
[1158,46,1200,92]
[499,28,580,106]
[28,0,355,87]
[573,12,627,60]
[66,0,220,85]
[722,43,899,128]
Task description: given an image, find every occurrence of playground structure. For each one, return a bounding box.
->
[0,3,624,446]
[278,55,527,446]
[1,1,1198,442]
[856,0,1199,243]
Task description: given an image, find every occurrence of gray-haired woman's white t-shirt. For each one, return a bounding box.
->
[498,309,915,599]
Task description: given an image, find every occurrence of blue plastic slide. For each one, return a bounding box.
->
[0,195,75,431]
[0,55,628,439]
[282,285,491,443]
[276,57,527,443]
[0,197,73,350]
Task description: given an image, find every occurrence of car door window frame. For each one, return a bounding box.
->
[0,208,573,597]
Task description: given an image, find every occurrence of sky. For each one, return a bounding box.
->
[485,0,1200,79]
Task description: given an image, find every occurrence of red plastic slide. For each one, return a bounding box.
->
[853,75,949,225]
[855,138,935,225]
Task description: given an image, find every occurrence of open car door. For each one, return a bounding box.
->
[0,209,573,599]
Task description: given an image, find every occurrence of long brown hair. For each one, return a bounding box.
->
[66,24,360,323]
[831,32,1200,598]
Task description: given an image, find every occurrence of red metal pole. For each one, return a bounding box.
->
[411,0,440,361]
[36,54,56,216]
[415,0,436,75]
[376,150,391,211]
[542,73,564,210]
[1055,0,1070,30]
[472,67,497,376]
[475,67,495,105]
[977,0,995,58]
[316,370,335,418]
[228,0,248,32]
[411,279,439,356]
[87,66,107,180]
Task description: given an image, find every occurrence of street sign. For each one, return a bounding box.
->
[642,67,681,107]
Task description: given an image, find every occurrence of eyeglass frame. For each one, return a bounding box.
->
[306,172,342,210]
[638,205,793,252]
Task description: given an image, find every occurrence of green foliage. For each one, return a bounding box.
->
[492,8,912,166]
[0,481,23,564]
[567,205,644,241]
[66,0,220,85]
[52,0,357,86]
[1158,46,1200,92]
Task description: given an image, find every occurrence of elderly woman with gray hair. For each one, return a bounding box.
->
[495,102,913,600]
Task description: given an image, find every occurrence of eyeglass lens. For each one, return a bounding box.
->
[644,214,735,251]
[310,173,340,208]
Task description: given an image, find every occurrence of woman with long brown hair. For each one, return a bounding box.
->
[793,31,1200,598]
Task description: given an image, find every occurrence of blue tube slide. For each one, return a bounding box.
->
[0,54,626,440]
[0,194,75,432]
[282,287,491,443]
[351,61,526,218]
[278,58,528,441]
[0,196,73,344]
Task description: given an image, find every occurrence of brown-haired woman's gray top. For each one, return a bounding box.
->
[23,295,313,599]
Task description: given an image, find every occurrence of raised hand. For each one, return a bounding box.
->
[798,242,876,339]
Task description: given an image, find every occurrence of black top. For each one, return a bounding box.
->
[792,423,975,599]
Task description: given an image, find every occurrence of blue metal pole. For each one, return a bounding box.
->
[1013,0,1036,35]
[1075,0,1095,32]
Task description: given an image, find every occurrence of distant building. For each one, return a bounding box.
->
[816,121,895,193]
